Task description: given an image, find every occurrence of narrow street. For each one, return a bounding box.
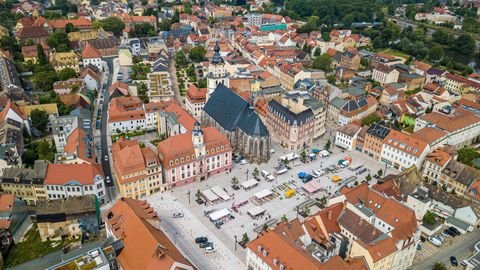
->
[168,51,183,106]
[409,229,480,269]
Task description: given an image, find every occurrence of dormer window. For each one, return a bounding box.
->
[257,245,262,252]
[263,249,268,256]
[273,259,278,266]
[388,138,393,143]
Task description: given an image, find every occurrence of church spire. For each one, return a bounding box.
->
[211,41,224,65]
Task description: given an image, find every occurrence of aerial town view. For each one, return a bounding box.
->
[2,0,480,269]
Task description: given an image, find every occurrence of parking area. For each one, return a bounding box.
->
[167,137,398,259]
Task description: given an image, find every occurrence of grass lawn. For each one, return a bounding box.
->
[6,225,78,268]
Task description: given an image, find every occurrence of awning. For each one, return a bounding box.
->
[312,149,320,153]
[247,206,266,217]
[254,189,273,199]
[209,208,230,221]
[302,181,322,194]
[331,175,341,182]
[202,189,219,202]
[210,185,231,201]
[241,179,259,189]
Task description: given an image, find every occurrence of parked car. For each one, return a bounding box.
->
[428,237,442,247]
[205,246,216,253]
[104,155,109,161]
[450,256,458,266]
[234,156,244,163]
[449,227,461,235]
[420,236,426,242]
[434,235,445,243]
[199,241,213,248]
[417,244,422,250]
[106,176,111,184]
[441,231,451,238]
[444,228,457,237]
[195,237,208,244]
[172,212,184,218]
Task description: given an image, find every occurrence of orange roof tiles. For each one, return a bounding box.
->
[411,127,447,146]
[108,96,145,122]
[383,129,428,158]
[48,17,92,29]
[44,163,103,185]
[105,198,193,270]
[112,138,158,184]
[424,148,453,167]
[164,102,196,131]
[186,84,207,103]
[81,43,101,59]
[357,237,397,263]
[418,108,480,133]
[0,194,14,212]
[63,128,95,163]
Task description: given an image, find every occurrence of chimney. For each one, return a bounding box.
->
[328,210,332,221]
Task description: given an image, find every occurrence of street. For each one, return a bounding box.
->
[410,229,480,269]
[168,51,183,106]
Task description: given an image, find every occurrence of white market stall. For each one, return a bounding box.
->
[241,179,259,190]
[247,206,266,218]
[202,189,220,203]
[208,208,231,221]
[210,185,231,201]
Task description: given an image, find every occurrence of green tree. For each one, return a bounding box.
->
[312,54,332,71]
[366,174,372,182]
[242,233,249,242]
[252,167,259,179]
[57,67,77,81]
[195,189,202,200]
[428,46,444,62]
[300,150,307,163]
[159,18,172,31]
[30,109,49,133]
[453,34,476,55]
[33,71,58,91]
[281,215,288,222]
[362,115,381,126]
[302,205,311,216]
[130,23,156,38]
[96,17,126,37]
[231,176,239,186]
[46,31,69,52]
[298,16,319,33]
[65,22,78,33]
[432,29,451,45]
[175,50,188,67]
[36,140,55,161]
[319,196,327,208]
[324,140,331,151]
[137,82,149,103]
[190,45,206,63]
[36,44,47,65]
[377,169,383,177]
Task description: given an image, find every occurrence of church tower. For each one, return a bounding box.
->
[206,41,228,101]
[192,122,205,158]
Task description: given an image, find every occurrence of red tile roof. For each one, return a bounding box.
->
[81,43,101,59]
[104,198,193,270]
[44,163,104,185]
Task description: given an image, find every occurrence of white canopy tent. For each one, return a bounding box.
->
[247,206,266,217]
[254,189,273,200]
[211,186,231,201]
[202,189,219,202]
[208,208,230,221]
[241,179,259,190]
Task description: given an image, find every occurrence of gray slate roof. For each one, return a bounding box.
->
[203,84,268,137]
[268,99,314,126]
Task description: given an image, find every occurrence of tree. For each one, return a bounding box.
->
[362,115,381,126]
[190,45,206,63]
[175,50,188,68]
[30,109,49,133]
[97,17,126,37]
[428,46,444,62]
[57,67,77,81]
[195,189,202,200]
[46,31,69,52]
[36,44,47,65]
[33,71,58,91]
[432,262,447,270]
[302,205,311,216]
[130,23,156,38]
[231,176,239,186]
[312,54,332,71]
[377,169,383,177]
[457,148,480,167]
[262,223,269,231]
[298,16,319,33]
[319,196,327,208]
[366,174,372,182]
[453,34,476,55]
[137,82,149,103]
[300,150,307,163]
[159,18,172,31]
[242,233,249,242]
[324,139,331,151]
[65,22,78,33]
[252,168,259,179]
[432,29,451,45]
[281,215,288,222]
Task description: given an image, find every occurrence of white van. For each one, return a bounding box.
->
[266,174,275,182]
[261,170,270,177]
[428,237,442,247]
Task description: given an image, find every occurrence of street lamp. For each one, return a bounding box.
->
[187,190,191,204]
[174,232,179,245]
[246,169,249,181]
[234,235,237,251]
